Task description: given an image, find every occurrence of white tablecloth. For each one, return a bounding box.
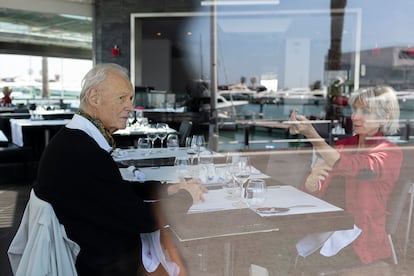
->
[10,119,70,147]
[120,163,268,184]
[114,125,176,136]
[112,147,190,161]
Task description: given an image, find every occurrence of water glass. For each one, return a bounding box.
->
[174,156,192,180]
[166,134,179,150]
[137,137,151,149]
[199,150,215,183]
[219,167,238,200]
[245,179,267,208]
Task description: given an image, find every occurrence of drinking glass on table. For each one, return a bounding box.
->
[232,156,252,208]
[174,156,192,181]
[186,137,198,165]
[127,111,136,127]
[245,179,267,209]
[225,152,240,167]
[220,165,238,200]
[156,123,168,148]
[166,134,179,150]
[137,137,151,149]
[191,135,206,164]
[192,135,205,152]
[199,150,215,183]
[147,124,158,151]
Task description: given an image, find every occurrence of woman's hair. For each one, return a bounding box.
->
[348,85,400,135]
[79,63,130,109]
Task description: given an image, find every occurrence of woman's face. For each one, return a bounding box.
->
[351,98,381,137]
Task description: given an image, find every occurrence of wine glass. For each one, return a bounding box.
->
[127,111,136,127]
[156,123,168,149]
[191,135,205,164]
[135,109,144,127]
[146,124,158,152]
[194,135,206,152]
[245,179,267,209]
[186,137,197,165]
[232,156,251,208]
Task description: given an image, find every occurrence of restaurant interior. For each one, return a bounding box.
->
[1,0,414,275]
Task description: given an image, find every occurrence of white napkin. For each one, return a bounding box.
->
[140,230,180,275]
[319,224,361,256]
[127,166,146,182]
[112,148,128,158]
[296,224,362,258]
[296,231,334,257]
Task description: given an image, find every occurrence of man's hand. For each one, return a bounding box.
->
[168,178,208,204]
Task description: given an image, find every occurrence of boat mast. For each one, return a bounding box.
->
[209,0,219,151]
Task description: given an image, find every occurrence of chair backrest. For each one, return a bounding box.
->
[387,147,413,235]
[386,178,412,235]
[8,189,80,275]
[178,120,192,147]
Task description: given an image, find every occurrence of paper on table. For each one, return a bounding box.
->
[188,186,342,216]
[254,186,342,217]
[188,189,240,214]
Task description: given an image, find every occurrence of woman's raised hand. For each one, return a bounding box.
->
[288,109,314,136]
[304,162,332,192]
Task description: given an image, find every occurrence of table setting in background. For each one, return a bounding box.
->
[9,118,71,147]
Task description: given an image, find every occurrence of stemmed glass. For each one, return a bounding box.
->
[231,156,251,208]
[186,137,197,165]
[127,111,136,127]
[156,123,168,149]
[146,124,158,152]
[191,135,205,164]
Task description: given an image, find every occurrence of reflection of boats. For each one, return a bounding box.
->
[396,90,414,110]
[201,95,248,118]
[218,89,257,101]
[257,88,327,105]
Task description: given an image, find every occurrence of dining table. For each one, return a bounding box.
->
[115,147,354,275]
[9,118,70,147]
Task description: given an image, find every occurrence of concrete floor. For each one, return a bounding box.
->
[1,146,414,275]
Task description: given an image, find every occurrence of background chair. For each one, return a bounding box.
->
[386,178,414,265]
[178,120,192,147]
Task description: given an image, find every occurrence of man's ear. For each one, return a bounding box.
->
[88,88,100,106]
